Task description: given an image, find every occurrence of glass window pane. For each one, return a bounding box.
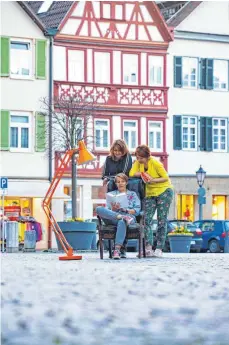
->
[220,120,226,126]
[149,132,154,148]
[10,127,18,148]
[156,132,161,149]
[95,120,108,127]
[21,128,29,148]
[11,115,29,123]
[213,119,218,126]
[124,121,136,128]
[149,122,161,129]
[103,130,108,147]
[183,118,188,125]
[95,129,100,146]
[11,42,29,50]
[131,131,136,148]
[124,131,129,143]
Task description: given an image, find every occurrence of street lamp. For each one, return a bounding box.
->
[196,165,206,220]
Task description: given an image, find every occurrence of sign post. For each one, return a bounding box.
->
[0,177,8,253]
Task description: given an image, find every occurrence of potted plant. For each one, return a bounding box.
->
[57,218,96,251]
[168,225,193,253]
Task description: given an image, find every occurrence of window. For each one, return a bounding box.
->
[212,196,226,220]
[68,50,84,82]
[148,56,163,86]
[94,119,109,149]
[123,120,137,150]
[182,57,198,88]
[10,113,31,151]
[213,60,228,90]
[177,195,195,221]
[92,186,106,199]
[123,54,138,85]
[212,118,227,152]
[148,121,162,152]
[94,52,110,83]
[202,222,215,232]
[182,116,197,150]
[10,40,32,78]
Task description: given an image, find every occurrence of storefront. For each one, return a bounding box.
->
[176,194,195,221]
[212,195,227,220]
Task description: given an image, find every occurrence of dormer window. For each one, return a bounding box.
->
[38,1,53,14]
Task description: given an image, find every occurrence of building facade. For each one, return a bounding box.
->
[166,1,229,220]
[0,1,52,249]
[28,1,173,224]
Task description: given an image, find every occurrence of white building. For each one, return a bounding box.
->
[166,1,229,220]
[0,1,54,249]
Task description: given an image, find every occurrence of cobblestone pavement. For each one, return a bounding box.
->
[1,252,229,345]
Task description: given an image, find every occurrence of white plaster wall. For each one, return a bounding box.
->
[141,117,147,144]
[53,46,66,81]
[167,38,229,176]
[112,116,121,139]
[177,2,229,36]
[113,51,121,84]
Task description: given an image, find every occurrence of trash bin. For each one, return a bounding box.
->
[23,230,36,252]
[6,222,19,253]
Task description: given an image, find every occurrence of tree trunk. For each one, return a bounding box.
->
[71,152,77,218]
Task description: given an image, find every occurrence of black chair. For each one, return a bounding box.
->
[97,178,146,259]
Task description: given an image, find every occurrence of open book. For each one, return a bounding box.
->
[106,192,129,209]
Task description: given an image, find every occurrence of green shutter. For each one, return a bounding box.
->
[35,112,46,151]
[206,117,212,151]
[1,37,10,76]
[36,39,46,79]
[199,58,206,89]
[173,115,182,150]
[206,59,213,90]
[199,117,206,151]
[174,56,182,88]
[0,110,10,150]
[199,117,212,151]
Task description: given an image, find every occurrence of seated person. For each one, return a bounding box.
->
[96,173,141,260]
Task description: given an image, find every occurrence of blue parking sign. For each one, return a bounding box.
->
[0,177,8,189]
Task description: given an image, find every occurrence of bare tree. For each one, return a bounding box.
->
[39,96,98,218]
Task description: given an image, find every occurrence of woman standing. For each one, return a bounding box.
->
[102,139,132,186]
[129,145,173,257]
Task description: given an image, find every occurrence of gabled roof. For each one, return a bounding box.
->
[167,1,202,27]
[17,1,46,32]
[26,1,73,29]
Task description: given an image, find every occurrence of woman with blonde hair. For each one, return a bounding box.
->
[102,139,132,186]
[130,145,173,258]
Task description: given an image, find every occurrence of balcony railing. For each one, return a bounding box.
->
[54,81,168,109]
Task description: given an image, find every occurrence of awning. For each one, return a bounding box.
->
[6,180,70,199]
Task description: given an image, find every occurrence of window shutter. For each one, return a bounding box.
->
[206,117,212,151]
[1,37,10,76]
[0,110,10,150]
[206,59,213,90]
[173,115,182,150]
[199,58,206,89]
[174,57,182,88]
[199,117,206,150]
[36,40,46,79]
[35,112,46,151]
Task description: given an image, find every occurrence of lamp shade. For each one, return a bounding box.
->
[196,165,206,187]
[77,141,96,165]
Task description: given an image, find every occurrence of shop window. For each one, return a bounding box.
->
[212,196,226,220]
[64,186,70,196]
[177,194,194,221]
[63,186,82,220]
[92,186,106,199]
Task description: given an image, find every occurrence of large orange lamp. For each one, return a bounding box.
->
[42,141,96,261]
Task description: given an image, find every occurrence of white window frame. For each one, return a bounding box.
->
[182,57,198,89]
[212,118,228,152]
[10,112,31,152]
[10,38,33,79]
[181,116,197,151]
[148,121,163,152]
[68,50,85,82]
[213,60,228,91]
[123,54,139,85]
[94,119,110,150]
[148,56,163,86]
[94,52,110,84]
[123,120,138,151]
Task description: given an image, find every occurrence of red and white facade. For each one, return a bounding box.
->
[52,1,173,220]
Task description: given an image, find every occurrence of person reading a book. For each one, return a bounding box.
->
[129,145,173,258]
[96,173,141,260]
[102,139,132,186]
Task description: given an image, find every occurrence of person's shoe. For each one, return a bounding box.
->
[122,215,134,225]
[120,248,127,259]
[153,249,163,258]
[136,249,154,258]
[113,249,121,260]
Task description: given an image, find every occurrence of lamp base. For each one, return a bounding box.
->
[59,255,82,261]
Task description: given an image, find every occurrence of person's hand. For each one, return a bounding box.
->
[134,172,141,177]
[127,209,136,215]
[103,178,108,186]
[111,202,120,211]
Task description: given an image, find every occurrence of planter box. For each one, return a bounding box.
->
[168,235,193,253]
[57,221,96,251]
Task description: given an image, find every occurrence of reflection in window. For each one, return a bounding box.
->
[213,60,228,90]
[95,119,109,149]
[212,118,227,152]
[123,54,138,85]
[182,57,198,88]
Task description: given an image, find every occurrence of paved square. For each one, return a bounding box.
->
[1,252,229,345]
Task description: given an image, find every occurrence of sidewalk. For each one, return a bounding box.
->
[1,252,229,345]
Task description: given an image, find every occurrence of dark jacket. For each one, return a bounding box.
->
[102,153,132,179]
